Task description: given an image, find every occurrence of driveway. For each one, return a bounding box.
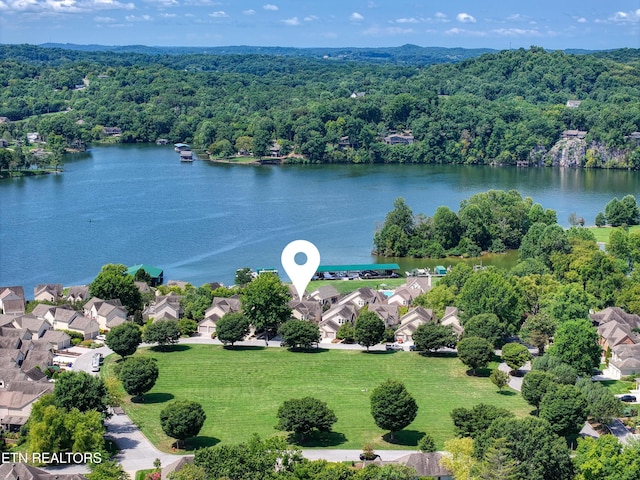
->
[607,418,639,445]
[497,361,530,392]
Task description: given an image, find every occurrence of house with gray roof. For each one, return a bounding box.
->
[65,285,90,303]
[308,285,340,306]
[290,300,322,323]
[395,307,436,343]
[369,303,400,328]
[0,287,25,316]
[33,284,63,303]
[199,297,242,335]
[0,462,87,479]
[320,304,358,340]
[389,452,452,479]
[338,287,385,309]
[13,314,52,339]
[608,343,640,379]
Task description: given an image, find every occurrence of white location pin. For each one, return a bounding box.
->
[281,240,321,301]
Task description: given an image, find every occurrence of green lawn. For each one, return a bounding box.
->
[308,278,407,295]
[587,225,640,243]
[106,345,529,453]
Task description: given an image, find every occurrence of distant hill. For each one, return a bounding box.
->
[38,43,497,66]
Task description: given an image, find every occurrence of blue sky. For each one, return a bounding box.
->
[0,0,638,49]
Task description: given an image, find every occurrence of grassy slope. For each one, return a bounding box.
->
[587,225,640,243]
[307,278,406,295]
[106,345,530,453]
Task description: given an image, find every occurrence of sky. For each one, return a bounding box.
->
[0,1,638,50]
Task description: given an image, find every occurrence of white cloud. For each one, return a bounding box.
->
[242,9,255,15]
[159,12,175,17]
[456,12,476,24]
[610,9,640,22]
[492,28,540,36]
[94,15,115,22]
[282,16,299,26]
[395,17,418,24]
[209,10,228,18]
[304,15,318,22]
[125,14,151,21]
[445,27,485,36]
[1,0,135,13]
[576,17,586,23]
[263,4,278,11]
[363,25,414,35]
[143,0,178,6]
[350,12,363,21]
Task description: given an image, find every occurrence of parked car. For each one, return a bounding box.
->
[96,334,106,341]
[359,453,381,461]
[385,343,403,351]
[620,395,637,403]
[94,352,104,364]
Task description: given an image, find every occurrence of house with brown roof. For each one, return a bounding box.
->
[198,297,242,335]
[65,285,90,303]
[608,344,640,379]
[0,287,25,316]
[387,287,419,307]
[308,285,340,306]
[389,452,452,479]
[440,306,464,337]
[320,304,358,340]
[383,133,414,145]
[0,463,87,479]
[290,300,322,323]
[33,284,63,303]
[13,314,52,339]
[338,287,385,309]
[0,379,54,432]
[395,307,436,343]
[369,304,400,328]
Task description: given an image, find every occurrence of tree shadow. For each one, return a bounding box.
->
[420,351,458,358]
[223,345,266,351]
[179,435,220,450]
[382,429,426,446]
[149,344,191,353]
[466,367,492,377]
[290,431,348,447]
[498,390,516,396]
[287,347,330,354]
[138,392,175,404]
[364,350,396,355]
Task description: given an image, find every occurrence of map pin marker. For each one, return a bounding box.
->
[281,240,321,301]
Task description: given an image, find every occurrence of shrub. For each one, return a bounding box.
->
[418,434,436,453]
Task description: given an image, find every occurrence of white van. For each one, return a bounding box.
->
[91,355,100,372]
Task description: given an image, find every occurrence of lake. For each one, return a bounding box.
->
[1,144,639,296]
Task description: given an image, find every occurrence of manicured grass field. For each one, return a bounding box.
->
[587,225,640,243]
[106,345,530,452]
[308,278,406,295]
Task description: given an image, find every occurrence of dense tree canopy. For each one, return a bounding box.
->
[370,380,418,441]
[354,310,385,351]
[89,263,142,314]
[279,319,321,350]
[216,312,250,346]
[241,273,292,339]
[456,336,494,375]
[276,397,337,441]
[53,371,108,414]
[143,319,181,349]
[105,321,142,358]
[548,318,601,375]
[119,356,159,399]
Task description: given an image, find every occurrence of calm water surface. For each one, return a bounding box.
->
[1,144,639,295]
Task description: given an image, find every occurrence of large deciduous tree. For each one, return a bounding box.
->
[119,356,159,400]
[276,397,337,442]
[53,371,108,414]
[370,380,418,441]
[89,263,142,314]
[575,378,623,425]
[521,370,557,411]
[539,384,588,438]
[548,318,601,375]
[160,400,206,448]
[241,273,292,340]
[463,313,505,348]
[355,310,385,351]
[450,403,513,439]
[105,322,142,358]
[456,336,494,375]
[501,342,531,372]
[143,319,181,349]
[216,312,250,346]
[412,323,457,353]
[279,319,321,350]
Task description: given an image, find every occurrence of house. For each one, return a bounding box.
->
[320,304,358,339]
[26,132,40,143]
[440,306,464,337]
[308,285,340,306]
[40,329,71,350]
[338,287,385,309]
[65,285,90,303]
[12,314,52,339]
[0,139,8,148]
[0,117,10,123]
[198,297,242,335]
[590,307,640,329]
[387,287,420,307]
[33,283,63,302]
[0,463,87,479]
[161,456,194,480]
[102,126,122,136]
[350,91,366,98]
[0,287,25,316]
[290,300,322,323]
[383,133,414,145]
[269,142,282,158]
[395,307,436,343]
[389,452,453,480]
[153,296,181,321]
[608,344,640,379]
[95,301,128,330]
[0,380,54,433]
[566,100,582,108]
[404,276,433,294]
[369,303,400,328]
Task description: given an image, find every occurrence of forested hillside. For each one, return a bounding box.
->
[0,45,639,169]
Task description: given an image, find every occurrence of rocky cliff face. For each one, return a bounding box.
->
[535,138,633,168]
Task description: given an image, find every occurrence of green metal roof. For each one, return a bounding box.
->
[127,264,164,278]
[315,263,400,273]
